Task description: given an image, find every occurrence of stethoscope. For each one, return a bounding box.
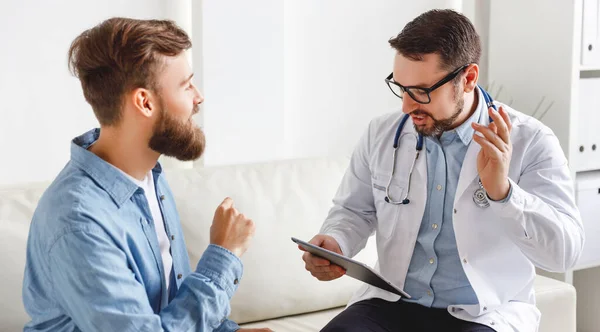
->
[384,86,496,209]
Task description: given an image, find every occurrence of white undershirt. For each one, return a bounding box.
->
[118,169,173,289]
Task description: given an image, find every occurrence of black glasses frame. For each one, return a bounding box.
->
[385,64,470,104]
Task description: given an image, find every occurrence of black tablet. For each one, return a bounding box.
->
[292,237,411,298]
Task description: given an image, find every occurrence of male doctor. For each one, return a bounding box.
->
[300,9,584,332]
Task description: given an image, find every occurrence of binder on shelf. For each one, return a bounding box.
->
[582,0,600,67]
[577,77,600,172]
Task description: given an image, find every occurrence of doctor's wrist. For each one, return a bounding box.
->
[487,179,512,202]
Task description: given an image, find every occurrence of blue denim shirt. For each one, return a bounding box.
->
[403,89,486,308]
[23,129,242,331]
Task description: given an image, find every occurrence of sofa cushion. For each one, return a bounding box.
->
[239,307,344,331]
[0,184,49,332]
[165,156,380,324]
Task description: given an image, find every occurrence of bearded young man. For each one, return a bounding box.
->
[22,17,270,332]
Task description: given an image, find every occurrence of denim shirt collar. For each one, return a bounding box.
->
[70,128,163,207]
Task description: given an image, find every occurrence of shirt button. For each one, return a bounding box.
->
[483,306,487,311]
[177,273,182,279]
[432,223,438,230]
[491,322,495,326]
[427,290,432,296]
[171,235,175,240]
[463,258,467,264]
[160,195,165,201]
[454,209,457,214]
[429,258,434,264]
[436,184,442,191]
[234,278,239,285]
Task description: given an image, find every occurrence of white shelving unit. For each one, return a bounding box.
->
[487,0,600,330]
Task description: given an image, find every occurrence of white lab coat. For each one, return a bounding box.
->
[321,95,584,332]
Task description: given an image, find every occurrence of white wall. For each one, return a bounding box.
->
[463,0,491,87]
[1,0,474,185]
[200,0,470,166]
[0,0,166,186]
[200,0,286,166]
[282,0,461,160]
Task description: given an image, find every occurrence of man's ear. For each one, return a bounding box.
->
[462,64,479,93]
[131,88,157,118]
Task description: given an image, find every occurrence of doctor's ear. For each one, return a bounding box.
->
[461,64,479,93]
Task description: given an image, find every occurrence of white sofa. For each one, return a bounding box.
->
[0,157,576,331]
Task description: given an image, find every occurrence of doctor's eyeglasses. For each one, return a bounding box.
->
[385,64,470,104]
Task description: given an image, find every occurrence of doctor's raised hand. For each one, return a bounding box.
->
[472,106,513,201]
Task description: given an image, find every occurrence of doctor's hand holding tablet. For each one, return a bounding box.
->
[298,234,346,281]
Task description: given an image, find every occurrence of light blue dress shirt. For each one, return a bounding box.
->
[403,94,484,308]
[22,129,242,331]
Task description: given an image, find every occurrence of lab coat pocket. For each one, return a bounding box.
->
[371,177,406,241]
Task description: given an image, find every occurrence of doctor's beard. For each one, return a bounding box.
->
[412,89,465,137]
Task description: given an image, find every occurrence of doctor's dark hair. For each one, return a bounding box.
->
[68,17,192,126]
[388,9,481,73]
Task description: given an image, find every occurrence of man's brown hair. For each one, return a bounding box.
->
[68,17,192,126]
[388,9,481,73]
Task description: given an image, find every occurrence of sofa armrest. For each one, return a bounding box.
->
[535,275,576,332]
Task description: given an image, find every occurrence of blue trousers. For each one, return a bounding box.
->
[321,298,495,332]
